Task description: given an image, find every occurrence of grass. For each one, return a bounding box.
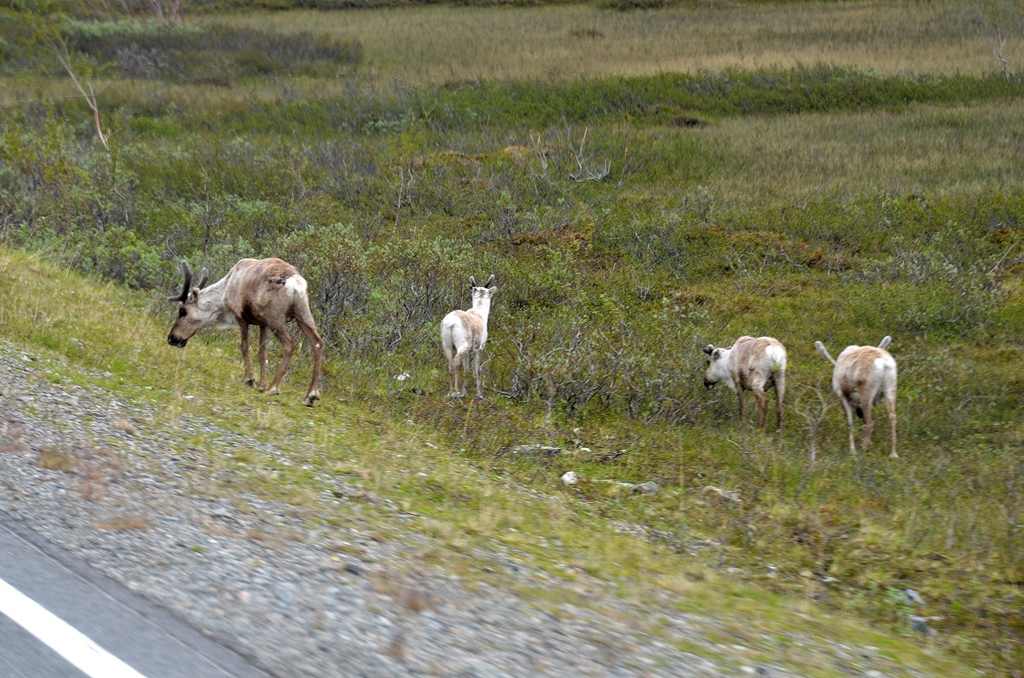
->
[1,1,1022,673]
[0,248,982,678]
[212,2,1000,85]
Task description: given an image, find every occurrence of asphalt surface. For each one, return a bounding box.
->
[0,514,270,678]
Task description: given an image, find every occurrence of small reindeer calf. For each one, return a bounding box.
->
[440,275,496,399]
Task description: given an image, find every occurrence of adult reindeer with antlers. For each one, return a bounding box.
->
[167,258,324,406]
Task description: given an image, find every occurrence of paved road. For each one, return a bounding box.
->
[0,514,270,678]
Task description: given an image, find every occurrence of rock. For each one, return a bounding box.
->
[631,481,660,496]
[275,582,297,604]
[701,485,741,503]
[561,471,578,486]
[344,562,363,576]
[509,444,567,456]
[909,615,936,636]
[904,588,925,606]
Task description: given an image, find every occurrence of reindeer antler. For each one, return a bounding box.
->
[169,260,193,302]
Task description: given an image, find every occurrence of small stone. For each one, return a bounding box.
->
[631,481,660,496]
[909,615,935,635]
[561,471,578,486]
[345,563,363,576]
[509,444,567,456]
[275,582,297,604]
[904,588,926,606]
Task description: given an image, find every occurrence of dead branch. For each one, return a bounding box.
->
[568,127,610,182]
[52,44,108,150]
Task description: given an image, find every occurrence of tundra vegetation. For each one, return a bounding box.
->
[0,0,1022,674]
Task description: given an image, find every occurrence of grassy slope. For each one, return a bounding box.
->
[1,1,1022,673]
[0,246,976,678]
[215,2,996,83]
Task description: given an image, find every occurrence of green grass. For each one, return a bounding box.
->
[0,248,982,678]
[1,1,1022,673]
[213,2,1000,84]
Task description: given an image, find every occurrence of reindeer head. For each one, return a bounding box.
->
[468,274,497,304]
[702,344,727,388]
[167,261,210,348]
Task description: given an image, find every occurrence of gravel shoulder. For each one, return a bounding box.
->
[0,340,937,677]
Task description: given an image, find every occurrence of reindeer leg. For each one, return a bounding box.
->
[736,388,746,427]
[474,349,485,399]
[239,322,255,387]
[257,325,271,392]
[860,390,875,453]
[453,347,469,397]
[887,398,898,459]
[754,387,768,431]
[295,316,324,406]
[840,397,857,454]
[774,371,785,434]
[266,325,296,397]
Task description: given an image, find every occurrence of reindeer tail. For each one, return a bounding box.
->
[814,341,836,365]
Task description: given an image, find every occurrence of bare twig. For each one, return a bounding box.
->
[52,44,109,150]
[568,127,611,183]
[791,382,833,464]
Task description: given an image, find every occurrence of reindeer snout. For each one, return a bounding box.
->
[168,336,188,348]
[703,379,714,389]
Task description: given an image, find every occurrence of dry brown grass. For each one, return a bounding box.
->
[212,2,998,86]
[79,462,108,501]
[0,425,28,453]
[38,444,74,472]
[698,99,1024,201]
[111,418,136,435]
[96,513,148,531]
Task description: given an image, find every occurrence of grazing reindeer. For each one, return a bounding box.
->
[167,259,324,406]
[441,275,497,398]
[703,336,787,432]
[814,336,897,458]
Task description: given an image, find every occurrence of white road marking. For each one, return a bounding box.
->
[0,576,148,678]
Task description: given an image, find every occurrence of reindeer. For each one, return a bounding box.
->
[814,336,897,458]
[441,275,496,399]
[167,259,324,406]
[703,336,787,432]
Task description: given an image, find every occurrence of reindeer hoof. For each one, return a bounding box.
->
[246,378,256,387]
[303,393,319,407]
[266,387,280,397]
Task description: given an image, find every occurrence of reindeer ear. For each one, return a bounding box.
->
[703,344,715,355]
[878,335,893,350]
[469,276,477,287]
[485,274,495,288]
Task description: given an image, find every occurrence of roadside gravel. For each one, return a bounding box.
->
[0,341,923,677]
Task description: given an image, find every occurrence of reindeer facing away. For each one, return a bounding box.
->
[167,258,324,406]
[815,336,897,458]
[441,275,496,398]
[703,336,787,432]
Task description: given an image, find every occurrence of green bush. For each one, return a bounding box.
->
[60,20,362,82]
